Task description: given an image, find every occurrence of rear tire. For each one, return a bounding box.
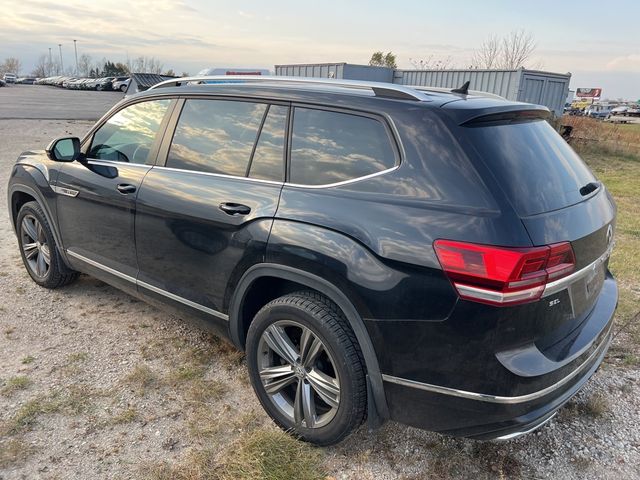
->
[119,84,127,92]
[246,291,367,445]
[16,201,78,289]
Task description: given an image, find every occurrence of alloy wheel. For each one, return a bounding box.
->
[257,320,341,429]
[20,214,51,278]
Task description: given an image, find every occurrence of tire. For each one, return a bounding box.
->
[119,84,127,92]
[16,201,79,289]
[246,291,367,445]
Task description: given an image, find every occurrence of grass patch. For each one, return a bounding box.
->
[0,439,34,468]
[0,385,93,436]
[1,376,32,396]
[582,394,609,417]
[67,352,89,363]
[111,407,139,425]
[144,429,325,480]
[123,364,158,396]
[21,355,35,364]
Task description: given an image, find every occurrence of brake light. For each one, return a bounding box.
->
[433,240,576,306]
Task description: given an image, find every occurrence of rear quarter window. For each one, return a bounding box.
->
[290,108,396,186]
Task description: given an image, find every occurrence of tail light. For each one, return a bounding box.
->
[433,240,576,306]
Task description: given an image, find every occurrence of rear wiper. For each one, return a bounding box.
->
[579,182,600,196]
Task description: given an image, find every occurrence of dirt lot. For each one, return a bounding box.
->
[1,91,640,479]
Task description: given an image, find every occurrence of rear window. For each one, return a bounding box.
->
[465,119,596,216]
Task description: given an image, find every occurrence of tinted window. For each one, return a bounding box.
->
[249,105,287,181]
[290,108,396,185]
[89,99,171,163]
[465,120,596,216]
[167,99,267,176]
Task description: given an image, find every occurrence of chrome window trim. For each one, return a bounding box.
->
[150,165,284,186]
[381,332,610,404]
[285,164,400,189]
[66,250,228,321]
[86,160,153,169]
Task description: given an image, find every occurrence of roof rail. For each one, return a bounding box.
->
[147,75,431,102]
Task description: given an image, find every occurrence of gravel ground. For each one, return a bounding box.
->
[1,118,639,480]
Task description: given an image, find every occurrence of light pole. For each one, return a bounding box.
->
[48,47,52,76]
[58,44,64,74]
[73,39,79,76]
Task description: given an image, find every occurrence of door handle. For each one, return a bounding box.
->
[219,202,251,216]
[117,183,137,194]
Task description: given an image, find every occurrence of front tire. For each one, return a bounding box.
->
[246,291,367,445]
[16,201,78,289]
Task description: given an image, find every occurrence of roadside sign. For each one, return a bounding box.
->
[576,88,602,98]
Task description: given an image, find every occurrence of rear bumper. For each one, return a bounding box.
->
[382,306,614,439]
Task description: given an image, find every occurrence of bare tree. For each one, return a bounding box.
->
[78,53,93,77]
[471,30,536,69]
[127,56,164,74]
[501,30,536,69]
[470,35,500,69]
[409,55,454,70]
[32,54,49,77]
[0,57,22,75]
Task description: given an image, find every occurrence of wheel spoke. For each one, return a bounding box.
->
[263,325,299,365]
[36,221,45,242]
[260,365,297,394]
[36,252,47,276]
[307,368,340,408]
[21,217,38,241]
[300,328,324,368]
[40,244,51,265]
[23,242,39,259]
[293,380,316,428]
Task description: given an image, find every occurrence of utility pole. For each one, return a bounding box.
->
[58,44,64,74]
[48,47,52,76]
[73,39,79,76]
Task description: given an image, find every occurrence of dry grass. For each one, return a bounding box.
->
[563,116,640,157]
[123,364,158,396]
[21,355,35,364]
[1,375,32,396]
[144,428,325,480]
[110,407,139,425]
[0,385,93,436]
[0,438,35,469]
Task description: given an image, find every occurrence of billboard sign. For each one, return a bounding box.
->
[576,88,602,98]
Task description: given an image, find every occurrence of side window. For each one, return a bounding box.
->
[89,99,171,164]
[167,99,267,176]
[248,105,287,181]
[290,108,396,186]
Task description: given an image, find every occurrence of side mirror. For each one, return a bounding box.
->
[45,137,81,162]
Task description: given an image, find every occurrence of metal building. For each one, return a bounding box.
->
[275,63,394,83]
[274,63,571,116]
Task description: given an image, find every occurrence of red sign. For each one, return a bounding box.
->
[576,88,602,98]
[225,71,262,75]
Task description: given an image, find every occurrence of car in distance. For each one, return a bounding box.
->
[3,73,17,83]
[7,76,617,445]
[111,77,130,92]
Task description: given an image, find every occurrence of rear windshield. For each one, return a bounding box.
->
[465,119,596,216]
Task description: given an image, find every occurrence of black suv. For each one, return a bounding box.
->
[7,77,617,445]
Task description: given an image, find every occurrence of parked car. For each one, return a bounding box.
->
[112,77,130,92]
[95,77,115,91]
[7,77,617,445]
[585,103,616,119]
[0,79,5,87]
[3,73,17,83]
[16,77,37,85]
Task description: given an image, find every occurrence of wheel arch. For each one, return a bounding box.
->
[229,263,389,422]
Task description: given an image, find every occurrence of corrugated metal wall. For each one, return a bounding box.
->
[275,63,346,79]
[395,69,521,100]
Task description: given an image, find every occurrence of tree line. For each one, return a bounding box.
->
[1,54,187,78]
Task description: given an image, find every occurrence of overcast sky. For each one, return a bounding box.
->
[1,0,638,99]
